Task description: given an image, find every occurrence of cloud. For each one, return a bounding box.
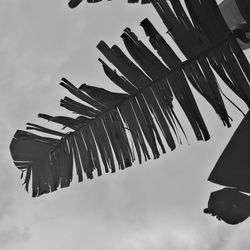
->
[113,218,250,250]
[199,225,233,250]
[0,226,31,250]
[0,196,15,223]
[0,151,17,224]
[224,222,250,250]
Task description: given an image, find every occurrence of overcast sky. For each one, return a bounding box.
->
[1,0,250,250]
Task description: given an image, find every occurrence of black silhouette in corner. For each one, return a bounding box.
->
[68,0,83,8]
[204,188,250,225]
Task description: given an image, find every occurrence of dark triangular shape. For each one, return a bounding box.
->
[209,111,250,193]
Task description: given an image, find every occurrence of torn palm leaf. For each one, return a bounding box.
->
[10,0,250,196]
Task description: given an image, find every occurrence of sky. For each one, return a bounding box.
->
[1,0,250,249]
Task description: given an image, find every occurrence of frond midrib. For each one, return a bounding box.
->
[59,31,238,146]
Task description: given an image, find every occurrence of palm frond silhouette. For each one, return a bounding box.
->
[10,0,250,217]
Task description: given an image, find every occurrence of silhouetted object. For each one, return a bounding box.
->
[67,0,250,51]
[10,0,250,197]
[204,188,250,224]
[68,0,151,8]
[219,0,250,50]
[68,0,83,8]
[209,111,250,193]
[219,0,250,26]
[235,0,250,25]
[206,111,250,224]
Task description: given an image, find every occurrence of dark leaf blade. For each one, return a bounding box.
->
[140,18,181,69]
[79,83,129,107]
[136,95,164,158]
[221,42,250,106]
[152,0,233,128]
[38,114,88,130]
[208,111,250,193]
[140,18,210,141]
[184,0,231,43]
[119,101,147,163]
[102,114,126,169]
[55,142,72,188]
[68,0,83,8]
[99,58,138,94]
[151,81,181,143]
[97,41,151,89]
[197,57,231,127]
[152,0,208,58]
[208,42,250,109]
[26,123,66,137]
[121,28,167,79]
[74,131,94,179]
[10,130,63,196]
[60,97,99,117]
[83,127,102,176]
[143,87,175,151]
[60,78,106,111]
[110,110,134,167]
[233,45,250,84]
[235,0,250,25]
[91,119,116,173]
